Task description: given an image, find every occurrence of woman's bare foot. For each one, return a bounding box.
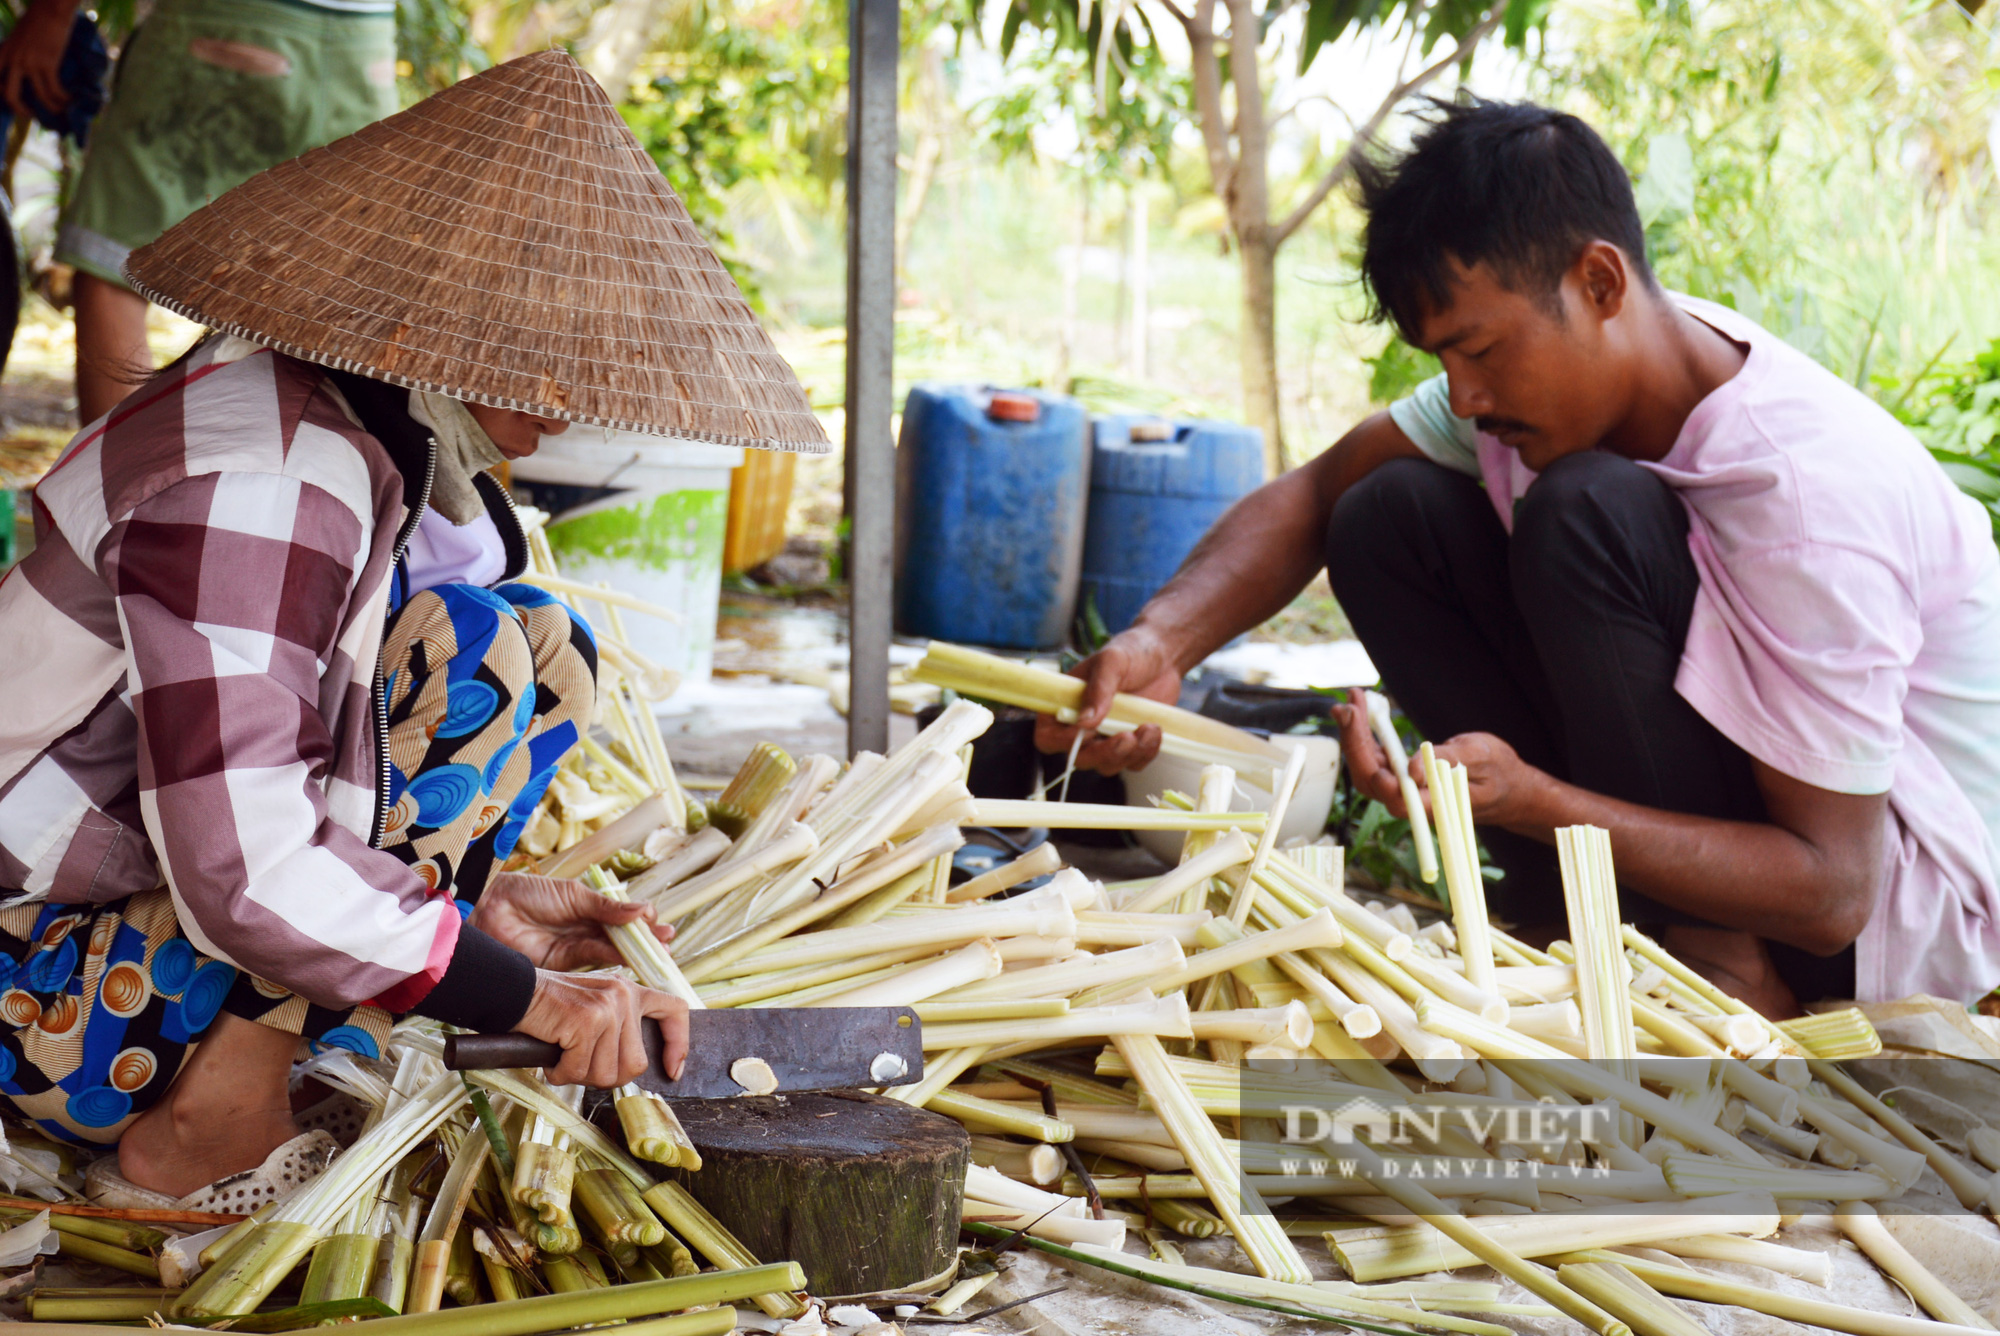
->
[1662,925,1800,1020]
[116,1012,302,1199]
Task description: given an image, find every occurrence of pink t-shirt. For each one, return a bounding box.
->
[1390,296,2000,1002]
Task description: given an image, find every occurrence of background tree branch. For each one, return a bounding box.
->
[1274,9,1504,245]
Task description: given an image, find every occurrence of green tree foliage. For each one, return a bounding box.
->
[1540,0,2000,388]
[979,0,1186,176]
[956,0,1548,469]
[618,4,847,293]
[397,0,491,99]
[1899,339,2000,542]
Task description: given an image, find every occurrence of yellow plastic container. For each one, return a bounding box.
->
[723,448,797,575]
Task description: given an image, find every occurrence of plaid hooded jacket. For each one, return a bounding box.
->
[0,338,531,1026]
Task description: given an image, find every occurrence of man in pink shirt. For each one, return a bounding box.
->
[1044,99,2000,1017]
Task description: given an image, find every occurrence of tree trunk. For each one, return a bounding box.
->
[661,1091,968,1297]
[1224,0,1282,476]
[1239,230,1284,477]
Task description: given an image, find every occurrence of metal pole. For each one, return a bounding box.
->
[844,0,897,757]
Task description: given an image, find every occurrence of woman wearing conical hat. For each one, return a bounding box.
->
[0,51,826,1208]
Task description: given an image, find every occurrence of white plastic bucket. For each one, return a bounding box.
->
[1119,734,1342,865]
[510,428,745,682]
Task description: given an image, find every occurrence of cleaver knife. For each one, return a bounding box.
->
[442,1007,925,1100]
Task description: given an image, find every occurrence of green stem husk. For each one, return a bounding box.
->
[646,1235,700,1279]
[173,1220,319,1318]
[512,1141,578,1226]
[301,1232,380,1304]
[290,1263,805,1336]
[481,1251,529,1304]
[959,1222,1453,1335]
[616,1092,700,1170]
[571,1311,739,1336]
[55,1228,164,1280]
[542,1254,607,1293]
[0,1205,169,1253]
[27,1288,175,1321]
[640,1181,805,1320]
[444,1227,482,1306]
[577,1168,667,1247]
[465,1079,515,1180]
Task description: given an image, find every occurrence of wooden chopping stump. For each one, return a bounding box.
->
[663,1089,968,1296]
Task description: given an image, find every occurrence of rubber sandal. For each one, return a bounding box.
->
[296,1091,370,1148]
[84,1129,339,1214]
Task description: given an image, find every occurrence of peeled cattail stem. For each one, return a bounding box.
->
[946,842,1064,904]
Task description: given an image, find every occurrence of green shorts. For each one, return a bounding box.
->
[55,0,396,289]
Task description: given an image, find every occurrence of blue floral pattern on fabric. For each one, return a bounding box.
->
[66,1085,131,1128]
[438,679,502,739]
[407,764,482,827]
[312,1025,383,1060]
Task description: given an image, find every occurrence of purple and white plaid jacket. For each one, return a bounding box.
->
[0,339,467,1016]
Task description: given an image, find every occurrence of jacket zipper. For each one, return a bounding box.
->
[369,440,437,850]
[477,468,532,583]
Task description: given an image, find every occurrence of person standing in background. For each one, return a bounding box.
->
[0,0,397,423]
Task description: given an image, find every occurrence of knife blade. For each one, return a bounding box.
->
[442,1007,925,1099]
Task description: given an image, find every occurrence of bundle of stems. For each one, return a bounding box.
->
[176,1070,463,1318]
[583,865,702,1005]
[1781,1007,1884,1060]
[908,642,1287,771]
[1419,745,1497,1004]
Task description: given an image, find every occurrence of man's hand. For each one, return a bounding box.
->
[470,870,671,972]
[1332,688,1411,817]
[0,0,79,120]
[1429,732,1549,828]
[1032,627,1183,774]
[516,970,688,1088]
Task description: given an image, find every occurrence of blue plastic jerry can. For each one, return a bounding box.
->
[895,385,1091,650]
[1080,415,1264,635]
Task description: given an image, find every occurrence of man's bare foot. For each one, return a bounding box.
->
[1662,925,1800,1020]
[116,1013,301,1198]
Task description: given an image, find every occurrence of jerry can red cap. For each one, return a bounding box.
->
[987,391,1042,423]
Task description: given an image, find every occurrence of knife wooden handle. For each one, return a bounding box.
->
[443,1032,563,1071]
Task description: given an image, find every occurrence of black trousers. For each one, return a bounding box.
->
[1326,452,1854,1001]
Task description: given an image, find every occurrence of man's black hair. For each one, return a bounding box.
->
[1356,97,1654,341]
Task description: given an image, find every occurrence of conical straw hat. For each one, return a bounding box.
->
[124,51,827,454]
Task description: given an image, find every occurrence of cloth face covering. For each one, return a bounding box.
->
[408,390,508,525]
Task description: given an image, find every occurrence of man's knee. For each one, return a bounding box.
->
[1510,451,1688,601]
[1326,457,1492,598]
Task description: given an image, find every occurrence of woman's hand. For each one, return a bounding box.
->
[469,870,672,972]
[516,970,688,1088]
